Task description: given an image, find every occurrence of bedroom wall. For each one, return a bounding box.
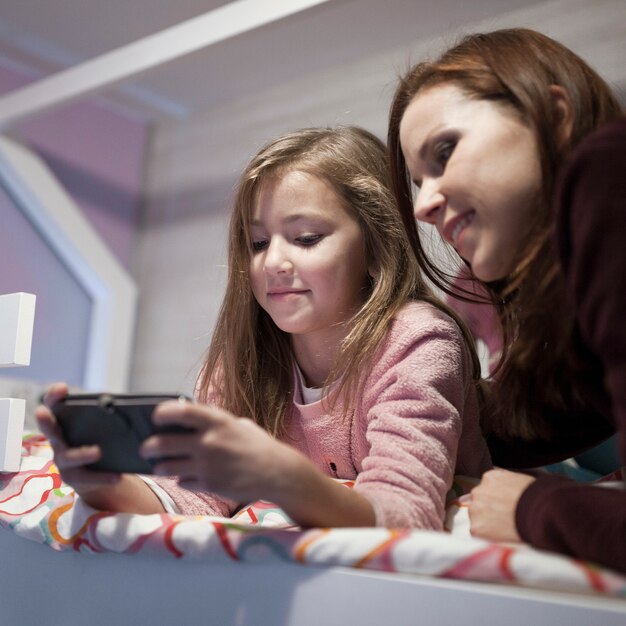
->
[130,44,395,394]
[0,62,149,392]
[131,0,626,396]
[0,63,149,269]
[4,1,621,396]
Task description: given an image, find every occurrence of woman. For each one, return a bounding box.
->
[387,28,625,572]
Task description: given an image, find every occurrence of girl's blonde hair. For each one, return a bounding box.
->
[197,126,480,435]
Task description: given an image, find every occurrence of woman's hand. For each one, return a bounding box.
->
[35,383,163,513]
[468,468,535,543]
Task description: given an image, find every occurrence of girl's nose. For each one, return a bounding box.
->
[264,240,292,274]
[413,180,445,225]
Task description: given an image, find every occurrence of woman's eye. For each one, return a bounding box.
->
[296,234,323,246]
[434,140,455,166]
[251,240,268,252]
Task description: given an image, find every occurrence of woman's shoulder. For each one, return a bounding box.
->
[579,115,626,149]
[556,115,626,244]
[565,116,626,172]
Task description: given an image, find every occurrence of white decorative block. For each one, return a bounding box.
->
[0,398,25,472]
[0,292,36,367]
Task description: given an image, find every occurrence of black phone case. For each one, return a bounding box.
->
[52,393,192,474]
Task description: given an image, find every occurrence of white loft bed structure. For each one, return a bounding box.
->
[1,2,625,624]
[1,528,625,626]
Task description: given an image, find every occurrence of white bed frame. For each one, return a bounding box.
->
[2,529,625,626]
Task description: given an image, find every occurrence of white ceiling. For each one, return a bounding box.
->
[3,0,607,123]
[0,0,623,199]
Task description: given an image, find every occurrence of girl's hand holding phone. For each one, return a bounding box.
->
[141,401,299,504]
[142,401,376,527]
[36,382,121,491]
[36,382,165,514]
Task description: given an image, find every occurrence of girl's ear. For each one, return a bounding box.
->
[549,85,574,149]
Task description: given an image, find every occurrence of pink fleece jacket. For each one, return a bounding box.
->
[154,301,492,529]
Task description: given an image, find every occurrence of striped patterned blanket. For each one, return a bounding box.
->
[1,433,625,597]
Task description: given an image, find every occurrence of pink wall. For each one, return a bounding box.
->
[0,63,150,269]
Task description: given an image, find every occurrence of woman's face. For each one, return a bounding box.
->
[399,83,541,282]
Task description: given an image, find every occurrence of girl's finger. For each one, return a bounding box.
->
[57,445,101,469]
[35,405,55,432]
[35,406,67,449]
[42,382,69,408]
[140,433,196,459]
[152,401,232,430]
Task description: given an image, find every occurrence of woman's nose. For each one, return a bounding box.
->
[413,181,445,225]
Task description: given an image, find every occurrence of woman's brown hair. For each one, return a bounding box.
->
[388,28,622,439]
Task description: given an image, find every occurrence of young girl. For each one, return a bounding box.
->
[387,28,625,570]
[38,126,491,529]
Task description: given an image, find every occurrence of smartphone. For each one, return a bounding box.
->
[51,393,194,474]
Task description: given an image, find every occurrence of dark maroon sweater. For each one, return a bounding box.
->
[488,117,626,574]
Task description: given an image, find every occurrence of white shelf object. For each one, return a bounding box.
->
[0,398,25,472]
[0,291,36,472]
[0,292,36,367]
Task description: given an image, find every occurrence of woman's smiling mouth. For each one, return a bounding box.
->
[443,211,475,249]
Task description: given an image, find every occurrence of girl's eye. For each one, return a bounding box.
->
[296,234,323,246]
[251,239,268,252]
[434,140,455,166]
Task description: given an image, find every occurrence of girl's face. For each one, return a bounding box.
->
[399,83,541,282]
[249,170,369,347]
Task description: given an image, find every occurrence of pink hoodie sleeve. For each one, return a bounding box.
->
[150,475,238,517]
[354,303,488,529]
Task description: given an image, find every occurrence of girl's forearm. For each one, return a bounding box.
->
[79,474,166,514]
[270,452,376,528]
